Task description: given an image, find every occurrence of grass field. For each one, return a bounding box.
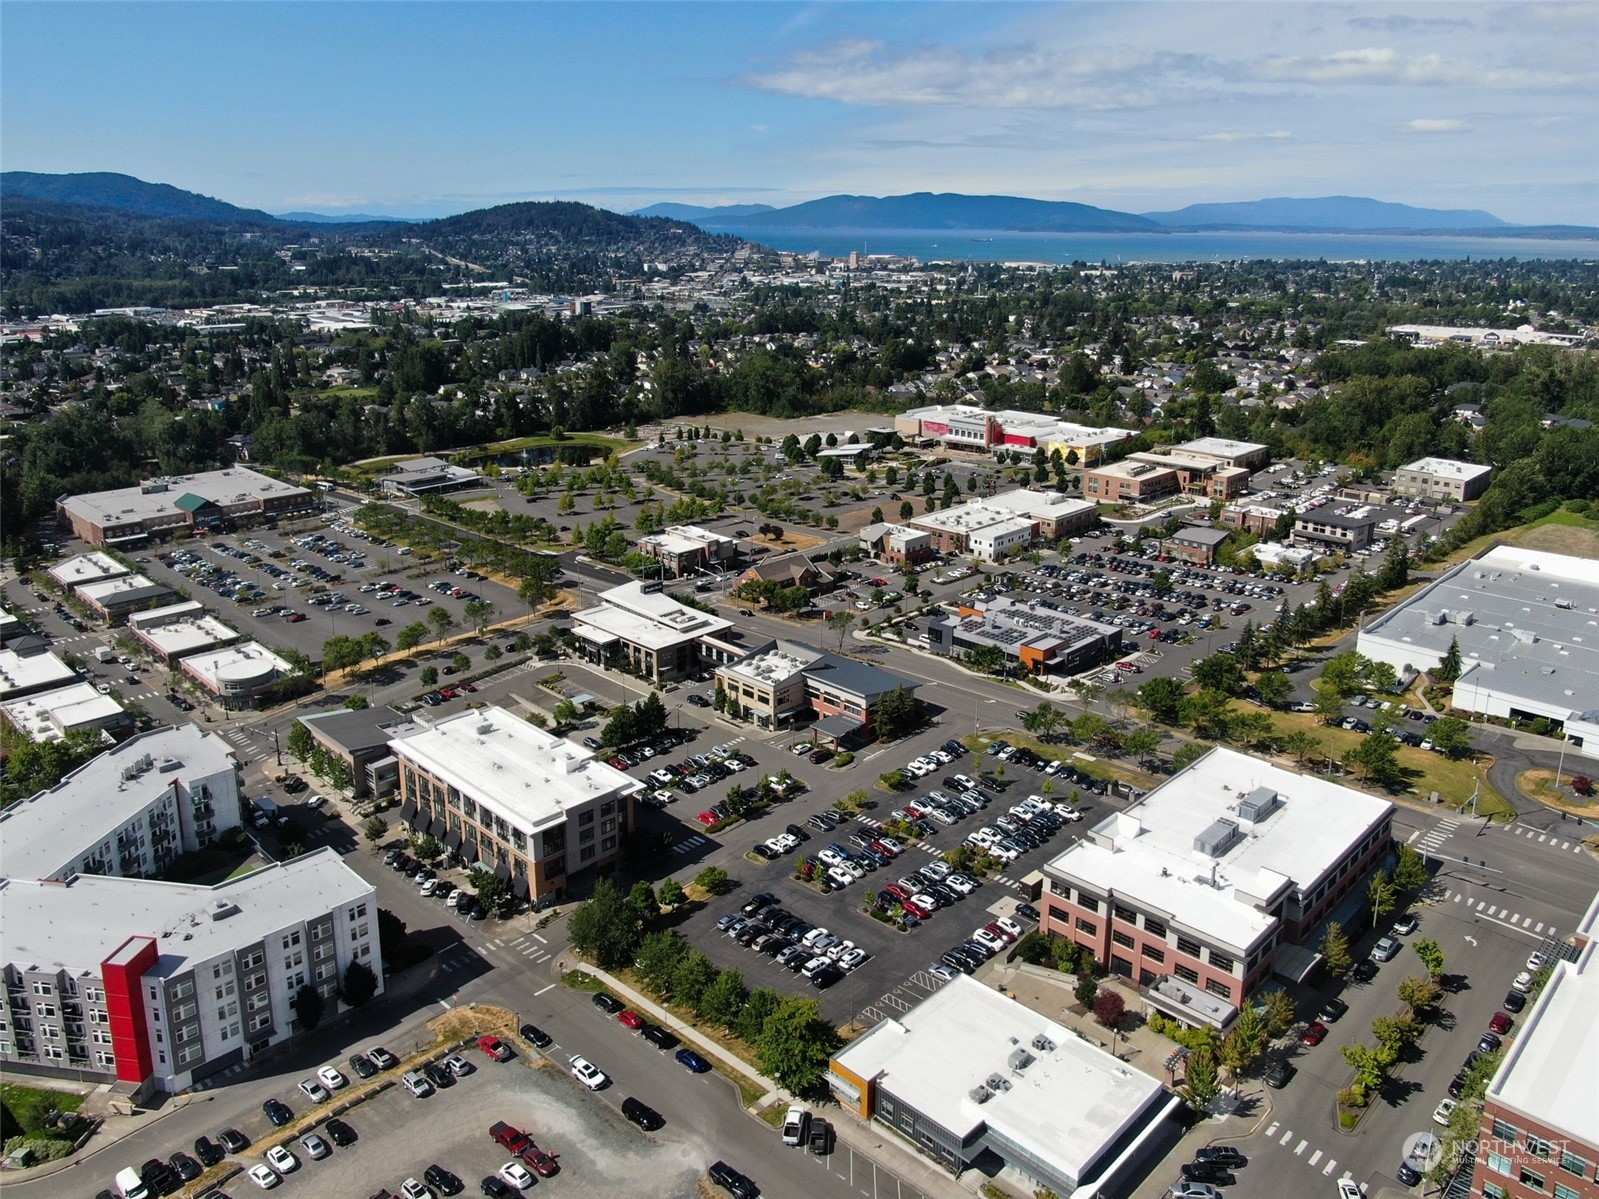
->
[1444,505,1599,567]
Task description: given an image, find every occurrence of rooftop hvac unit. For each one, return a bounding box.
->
[1007,1048,1035,1071]
[969,1085,991,1104]
[1031,1034,1056,1053]
[1237,787,1281,823]
[985,1073,1012,1093]
[476,721,495,736]
[1194,817,1241,858]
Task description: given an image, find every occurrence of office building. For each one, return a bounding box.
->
[634,525,741,578]
[1392,457,1494,503]
[0,682,128,744]
[296,705,416,799]
[391,706,643,903]
[1082,460,1181,504]
[1040,748,1394,1024]
[1292,510,1375,553]
[829,976,1180,1198]
[572,581,742,683]
[1162,526,1232,566]
[857,522,934,567]
[928,596,1123,676]
[0,849,379,1097]
[1125,450,1252,501]
[378,456,483,496]
[178,642,298,710]
[715,640,918,743]
[1357,547,1599,760]
[57,468,316,548]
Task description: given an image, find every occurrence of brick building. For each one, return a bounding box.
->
[1082,459,1181,504]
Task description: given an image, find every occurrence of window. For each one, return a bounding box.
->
[1075,917,1097,935]
[579,811,594,826]
[1518,1168,1545,1191]
[1113,903,1138,924]
[579,827,594,844]
[37,1004,56,1018]
[1492,1120,1520,1142]
[1174,964,1199,984]
[1528,1137,1552,1160]
[580,846,595,863]
[1143,917,1167,938]
[240,950,264,970]
[1209,951,1236,973]
[281,932,301,949]
[1558,1150,1587,1177]
[601,835,617,853]
[31,981,53,996]
[94,1051,116,1068]
[1176,935,1202,957]
[1077,893,1100,914]
[1113,931,1135,950]
[347,903,367,921]
[248,992,269,1011]
[1204,979,1232,999]
[44,1045,64,1061]
[250,1012,271,1032]
[1141,944,1166,963]
[1552,1185,1579,1199]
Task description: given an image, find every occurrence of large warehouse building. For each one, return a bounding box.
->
[1357,547,1599,759]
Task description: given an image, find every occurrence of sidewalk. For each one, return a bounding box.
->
[577,963,976,1199]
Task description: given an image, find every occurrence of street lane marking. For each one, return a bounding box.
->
[532,933,547,943]
[534,983,554,996]
[1309,1150,1322,1166]
[1266,1123,1279,1137]
[1295,1139,1308,1155]
[1281,1129,1295,1145]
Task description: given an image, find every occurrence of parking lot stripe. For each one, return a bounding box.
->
[534,983,554,996]
[1294,1139,1308,1155]
[1308,1150,1322,1166]
[532,933,547,943]
[1265,1122,1279,1137]
[1323,1159,1337,1175]
[1280,1129,1295,1146]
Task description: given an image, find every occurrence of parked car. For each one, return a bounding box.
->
[622,1096,664,1130]
[707,1160,759,1199]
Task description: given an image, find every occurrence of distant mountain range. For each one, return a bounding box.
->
[3,171,1593,239]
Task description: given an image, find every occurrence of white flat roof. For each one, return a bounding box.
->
[59,467,313,527]
[1178,437,1269,460]
[1,682,123,741]
[390,705,641,834]
[0,847,371,976]
[76,574,171,605]
[47,552,130,587]
[136,615,241,658]
[1397,457,1494,481]
[0,650,78,699]
[182,641,294,687]
[0,724,236,881]
[833,975,1165,1185]
[573,581,733,652]
[981,489,1098,521]
[722,642,821,687]
[912,502,1036,536]
[1045,747,1393,951]
[1486,941,1599,1147]
[129,600,206,629]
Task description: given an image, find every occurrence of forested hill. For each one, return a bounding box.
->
[0,171,279,224]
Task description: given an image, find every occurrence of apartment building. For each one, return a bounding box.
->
[1392,457,1494,503]
[391,707,644,904]
[0,724,241,883]
[1470,893,1599,1199]
[1040,748,1394,1026]
[0,849,379,1097]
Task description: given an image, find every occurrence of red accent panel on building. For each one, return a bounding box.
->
[1001,433,1035,447]
[922,421,950,437]
[101,935,158,1086]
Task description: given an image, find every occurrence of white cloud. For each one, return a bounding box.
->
[1200,130,1292,142]
[1259,46,1564,89]
[1406,118,1473,134]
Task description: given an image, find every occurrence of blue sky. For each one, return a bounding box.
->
[3,2,1595,223]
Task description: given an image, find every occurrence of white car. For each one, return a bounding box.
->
[1433,1097,1459,1126]
[826,866,856,888]
[973,928,1007,952]
[996,916,1024,940]
[801,927,830,947]
[1526,952,1549,972]
[297,1078,330,1104]
[838,947,870,971]
[401,1180,430,1199]
[1511,971,1535,994]
[265,1145,299,1173]
[499,1161,536,1190]
[1337,1181,1362,1199]
[1054,805,1084,822]
[922,860,951,881]
[247,1164,280,1189]
[443,1053,475,1077]
[944,873,976,895]
[316,1065,348,1090]
[570,1055,608,1090]
[300,1132,330,1160]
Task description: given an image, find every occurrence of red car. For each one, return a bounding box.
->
[522,1144,560,1177]
[901,898,932,919]
[490,1121,532,1156]
[438,688,457,699]
[1489,1011,1513,1035]
[696,811,718,826]
[287,613,307,623]
[608,756,628,769]
[617,1009,645,1030]
[478,1035,513,1062]
[882,884,913,903]
[1300,1020,1329,1046]
[460,683,477,693]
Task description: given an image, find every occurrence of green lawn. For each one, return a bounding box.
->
[1,1082,84,1134]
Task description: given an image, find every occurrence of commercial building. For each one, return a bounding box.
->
[296,705,416,799]
[0,649,79,701]
[634,525,742,578]
[1357,547,1599,759]
[829,975,1180,1198]
[714,640,918,743]
[1040,747,1394,1024]
[978,490,1101,541]
[1161,525,1232,566]
[178,642,298,709]
[46,551,130,590]
[1249,542,1318,572]
[0,848,380,1097]
[1,682,128,744]
[1125,450,1252,501]
[1220,503,1290,539]
[815,443,875,469]
[734,551,828,595]
[75,574,177,624]
[391,706,644,903]
[928,597,1123,677]
[1170,437,1272,472]
[893,403,1134,465]
[57,468,317,548]
[1392,457,1494,503]
[1471,903,1599,1199]
[909,492,1097,562]
[572,581,742,683]
[1082,460,1181,504]
[1292,510,1375,553]
[0,607,25,648]
[129,603,241,665]
[858,522,934,567]
[0,724,241,883]
[378,456,483,496]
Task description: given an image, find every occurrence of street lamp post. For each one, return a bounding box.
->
[1554,733,1570,790]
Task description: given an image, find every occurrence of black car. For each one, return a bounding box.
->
[1193,1146,1248,1169]
[520,1022,553,1048]
[1448,1071,1470,1099]
[1318,998,1349,1023]
[810,964,844,989]
[169,1151,203,1182]
[808,1120,834,1156]
[425,1164,465,1196]
[1503,989,1527,1013]
[139,1159,179,1196]
[326,1118,358,1147]
[194,1136,225,1167]
[1351,960,1379,983]
[1015,903,1041,923]
[218,1128,250,1154]
[708,1160,759,1199]
[481,1178,514,1199]
[641,1023,679,1050]
[785,824,809,841]
[1180,1162,1235,1186]
[592,992,625,1014]
[1262,1060,1295,1089]
[622,1096,665,1130]
[262,1098,293,1127]
[424,1061,456,1089]
[348,1052,377,1079]
[1397,1161,1423,1186]
[1478,1032,1503,1054]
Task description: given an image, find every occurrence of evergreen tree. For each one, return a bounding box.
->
[1437,635,1463,682]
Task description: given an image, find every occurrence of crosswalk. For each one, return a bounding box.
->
[1414,817,1460,855]
[1509,823,1587,853]
[485,933,554,967]
[1438,887,1558,938]
[668,833,711,857]
[1262,1120,1362,1187]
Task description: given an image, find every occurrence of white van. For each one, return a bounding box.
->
[115,1166,151,1199]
